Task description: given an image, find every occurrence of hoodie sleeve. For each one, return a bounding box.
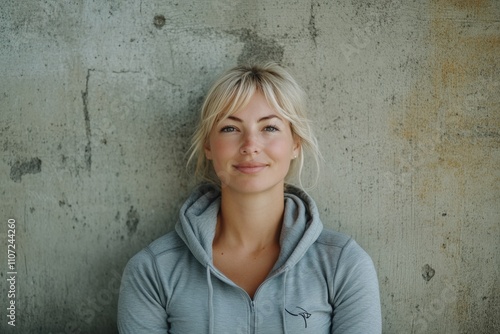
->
[117,248,169,334]
[331,239,382,334]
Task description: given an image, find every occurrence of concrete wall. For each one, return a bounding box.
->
[1,0,499,333]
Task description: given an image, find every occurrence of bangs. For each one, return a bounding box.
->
[211,76,258,125]
[213,75,296,129]
[260,83,296,127]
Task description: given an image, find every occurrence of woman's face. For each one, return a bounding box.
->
[205,92,300,195]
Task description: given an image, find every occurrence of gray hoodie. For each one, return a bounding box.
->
[117,183,381,333]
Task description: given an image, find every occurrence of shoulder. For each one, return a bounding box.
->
[315,228,367,257]
[124,230,186,272]
[315,228,378,295]
[315,227,352,248]
[147,230,185,256]
[315,227,375,271]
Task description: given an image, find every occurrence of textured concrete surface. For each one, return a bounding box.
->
[1,0,499,333]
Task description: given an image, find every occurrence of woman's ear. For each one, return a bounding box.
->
[204,143,212,160]
[292,137,301,159]
[292,139,301,159]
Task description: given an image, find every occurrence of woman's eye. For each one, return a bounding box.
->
[264,125,279,132]
[220,126,236,133]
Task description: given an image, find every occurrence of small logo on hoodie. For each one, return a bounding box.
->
[286,306,311,328]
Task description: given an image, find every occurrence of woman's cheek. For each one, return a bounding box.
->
[269,137,294,157]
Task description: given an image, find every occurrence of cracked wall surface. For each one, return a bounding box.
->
[1,0,499,333]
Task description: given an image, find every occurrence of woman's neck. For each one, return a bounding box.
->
[215,186,285,251]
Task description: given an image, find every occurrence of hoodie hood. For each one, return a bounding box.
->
[175,183,323,273]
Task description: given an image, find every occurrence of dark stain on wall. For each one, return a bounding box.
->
[10,157,42,182]
[228,28,284,65]
[309,0,319,46]
[483,276,500,330]
[153,14,166,28]
[421,264,436,282]
[82,69,94,175]
[126,206,140,236]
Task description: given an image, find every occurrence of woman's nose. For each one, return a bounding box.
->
[240,133,261,155]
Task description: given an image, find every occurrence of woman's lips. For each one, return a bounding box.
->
[233,163,268,174]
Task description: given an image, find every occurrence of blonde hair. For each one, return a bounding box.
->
[187,62,321,189]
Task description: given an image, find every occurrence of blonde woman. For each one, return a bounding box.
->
[118,63,381,333]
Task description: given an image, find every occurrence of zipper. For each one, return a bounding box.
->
[210,265,289,333]
[251,300,256,334]
[252,265,288,300]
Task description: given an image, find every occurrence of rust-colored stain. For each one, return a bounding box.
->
[391,1,500,202]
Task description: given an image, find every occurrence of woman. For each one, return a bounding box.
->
[117,63,381,333]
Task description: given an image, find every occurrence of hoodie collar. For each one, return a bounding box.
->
[175,183,220,267]
[272,186,323,273]
[175,183,323,271]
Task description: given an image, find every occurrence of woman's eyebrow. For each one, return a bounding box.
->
[227,115,283,122]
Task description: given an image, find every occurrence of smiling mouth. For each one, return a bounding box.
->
[233,164,268,174]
